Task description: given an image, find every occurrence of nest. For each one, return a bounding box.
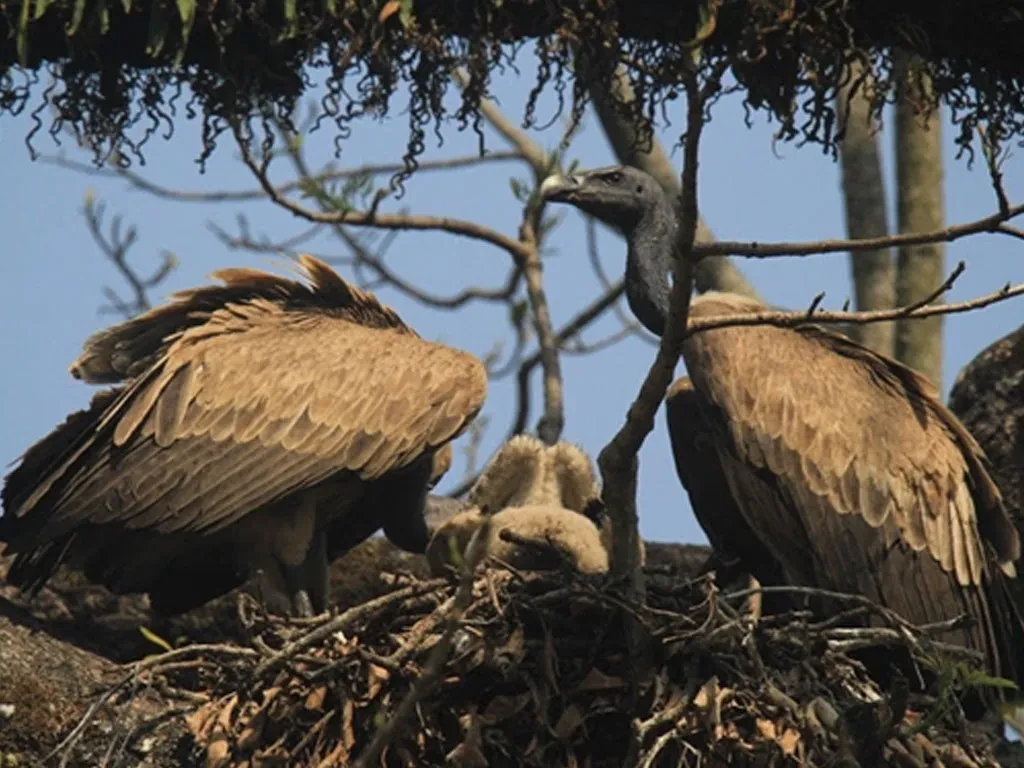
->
[47,560,1023,768]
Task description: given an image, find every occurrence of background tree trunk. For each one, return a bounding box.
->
[894,53,947,389]
[837,58,895,356]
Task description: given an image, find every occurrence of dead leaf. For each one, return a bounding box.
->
[446,710,489,767]
[377,0,399,23]
[779,728,800,756]
[694,676,719,711]
[542,626,561,694]
[554,704,584,742]
[367,663,391,700]
[573,667,626,694]
[482,693,531,725]
[756,718,777,740]
[305,685,327,712]
[340,698,356,758]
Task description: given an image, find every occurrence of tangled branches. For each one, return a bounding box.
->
[44,565,1016,767]
[3,0,1024,179]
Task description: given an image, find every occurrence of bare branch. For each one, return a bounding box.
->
[352,516,493,768]
[692,203,1024,259]
[456,73,567,445]
[519,207,565,444]
[44,151,525,204]
[82,197,177,318]
[595,65,726,677]
[685,276,1024,337]
[230,122,532,262]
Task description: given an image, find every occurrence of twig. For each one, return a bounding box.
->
[685,279,1024,337]
[230,121,532,262]
[456,69,566,445]
[50,643,259,766]
[691,202,1024,259]
[253,580,445,679]
[352,516,493,767]
[82,198,177,318]
[45,151,525,204]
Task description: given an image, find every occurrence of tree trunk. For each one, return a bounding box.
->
[836,58,895,356]
[893,53,947,390]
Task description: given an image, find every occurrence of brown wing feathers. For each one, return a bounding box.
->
[679,292,1023,684]
[2,255,486,598]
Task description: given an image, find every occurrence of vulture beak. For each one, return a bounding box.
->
[539,173,584,203]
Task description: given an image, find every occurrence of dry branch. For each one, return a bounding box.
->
[691,203,1024,259]
[685,275,1024,338]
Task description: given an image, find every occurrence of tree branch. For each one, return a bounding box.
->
[685,275,1024,337]
[691,203,1024,259]
[455,69,567,445]
[82,197,177,318]
[596,65,719,645]
[230,122,532,262]
[44,151,526,204]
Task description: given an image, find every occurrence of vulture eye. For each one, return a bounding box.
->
[606,171,623,184]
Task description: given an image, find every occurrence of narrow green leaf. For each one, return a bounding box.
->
[17,0,31,67]
[138,625,173,653]
[34,0,55,22]
[146,0,168,56]
[120,0,131,15]
[397,0,413,31]
[174,0,195,64]
[96,0,109,35]
[281,0,297,39]
[66,0,87,36]
[509,299,529,332]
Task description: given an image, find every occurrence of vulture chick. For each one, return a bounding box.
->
[426,435,611,576]
[1,255,487,618]
[541,165,1024,689]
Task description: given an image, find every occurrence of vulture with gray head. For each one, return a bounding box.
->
[540,165,1024,689]
[0,255,486,618]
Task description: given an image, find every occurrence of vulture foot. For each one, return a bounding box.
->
[253,532,330,617]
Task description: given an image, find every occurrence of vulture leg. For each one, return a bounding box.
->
[375,455,434,554]
[282,529,329,617]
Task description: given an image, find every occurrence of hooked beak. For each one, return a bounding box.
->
[539,173,584,203]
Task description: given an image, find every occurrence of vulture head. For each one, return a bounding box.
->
[541,165,676,336]
[540,165,670,236]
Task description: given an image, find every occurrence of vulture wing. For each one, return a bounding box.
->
[664,376,788,590]
[2,256,487,557]
[683,294,1022,678]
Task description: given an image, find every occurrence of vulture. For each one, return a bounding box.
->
[540,165,1024,689]
[426,435,612,576]
[0,255,487,618]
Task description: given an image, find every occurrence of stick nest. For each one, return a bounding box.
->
[61,564,1022,768]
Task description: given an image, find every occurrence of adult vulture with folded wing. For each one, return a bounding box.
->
[541,165,1024,691]
[0,255,486,617]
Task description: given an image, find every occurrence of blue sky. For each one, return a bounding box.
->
[1,59,1022,549]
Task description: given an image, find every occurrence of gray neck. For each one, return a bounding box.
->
[624,201,675,337]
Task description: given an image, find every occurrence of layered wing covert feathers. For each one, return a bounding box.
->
[683,293,1020,592]
[2,255,487,554]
